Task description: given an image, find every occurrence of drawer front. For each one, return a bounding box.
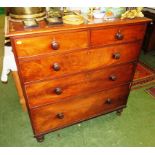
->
[91,24,146,47]
[19,42,141,83]
[26,63,135,108]
[14,30,89,57]
[30,84,130,135]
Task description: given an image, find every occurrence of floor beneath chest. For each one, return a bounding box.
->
[0,76,155,146]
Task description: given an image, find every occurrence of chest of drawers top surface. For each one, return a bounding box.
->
[7,17,150,142]
[7,17,150,37]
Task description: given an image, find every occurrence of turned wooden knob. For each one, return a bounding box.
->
[115,32,124,40]
[54,87,62,95]
[109,75,117,81]
[51,41,60,50]
[105,98,112,104]
[56,113,64,119]
[113,53,121,59]
[52,63,60,71]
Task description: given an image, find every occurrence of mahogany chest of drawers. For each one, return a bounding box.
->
[7,17,150,142]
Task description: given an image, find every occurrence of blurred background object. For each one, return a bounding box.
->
[9,7,46,21]
[105,7,126,19]
[0,7,5,15]
[47,7,62,18]
[45,7,63,25]
[121,7,144,19]
[142,7,155,53]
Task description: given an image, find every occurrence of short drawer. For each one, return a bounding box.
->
[19,42,141,83]
[30,84,130,135]
[25,63,135,108]
[91,24,146,47]
[14,30,89,57]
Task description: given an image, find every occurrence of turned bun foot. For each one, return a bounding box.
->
[116,109,123,116]
[36,135,45,142]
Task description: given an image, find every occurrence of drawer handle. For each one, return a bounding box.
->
[115,32,124,40]
[52,63,60,71]
[113,53,121,59]
[109,75,117,81]
[51,41,60,50]
[54,87,63,95]
[56,113,64,119]
[105,98,112,104]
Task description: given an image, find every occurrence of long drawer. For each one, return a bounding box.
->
[13,30,89,58]
[19,42,141,83]
[30,84,130,135]
[91,24,146,47]
[25,63,135,108]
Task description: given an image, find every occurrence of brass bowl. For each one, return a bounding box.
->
[63,15,84,25]
[9,7,46,21]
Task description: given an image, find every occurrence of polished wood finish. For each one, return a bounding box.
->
[30,84,130,135]
[8,18,150,141]
[19,42,141,83]
[25,63,135,108]
[13,30,89,57]
[91,24,146,47]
